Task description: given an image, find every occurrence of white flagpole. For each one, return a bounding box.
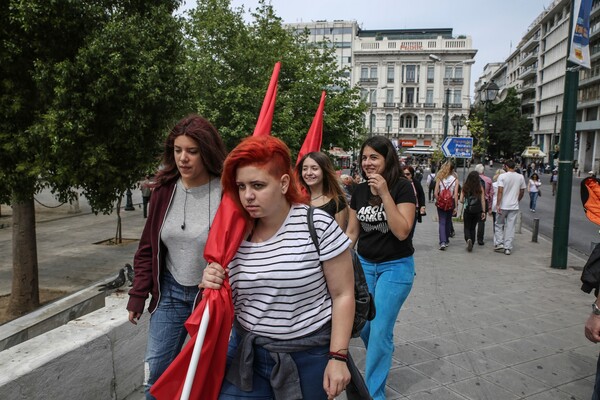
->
[180,304,210,400]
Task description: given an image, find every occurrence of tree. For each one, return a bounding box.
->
[185,0,366,155]
[472,88,532,160]
[1,1,189,317]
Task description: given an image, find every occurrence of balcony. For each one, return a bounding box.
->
[383,102,397,108]
[443,103,463,109]
[520,32,540,53]
[519,50,538,67]
[402,102,421,109]
[519,66,537,80]
[443,77,464,85]
[423,103,436,108]
[518,81,536,94]
[359,77,378,84]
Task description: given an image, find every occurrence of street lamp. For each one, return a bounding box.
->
[451,114,466,136]
[479,80,499,164]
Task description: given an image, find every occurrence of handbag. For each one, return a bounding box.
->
[464,195,483,214]
[538,188,542,197]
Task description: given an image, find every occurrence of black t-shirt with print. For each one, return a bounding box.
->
[350,179,416,262]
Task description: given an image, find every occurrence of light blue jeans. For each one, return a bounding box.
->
[529,191,539,210]
[144,269,200,399]
[358,255,415,400]
[219,329,330,399]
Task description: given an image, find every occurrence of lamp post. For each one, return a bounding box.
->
[479,81,499,165]
[451,114,466,136]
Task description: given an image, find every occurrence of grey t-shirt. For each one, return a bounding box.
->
[161,177,221,286]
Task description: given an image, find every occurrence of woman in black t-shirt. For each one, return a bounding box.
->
[297,151,349,231]
[346,136,416,400]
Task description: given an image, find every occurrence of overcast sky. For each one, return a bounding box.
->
[183,0,556,96]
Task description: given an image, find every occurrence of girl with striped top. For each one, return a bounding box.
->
[202,136,358,399]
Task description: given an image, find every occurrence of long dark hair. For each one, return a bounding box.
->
[359,136,401,186]
[462,171,482,197]
[153,114,227,187]
[296,152,345,209]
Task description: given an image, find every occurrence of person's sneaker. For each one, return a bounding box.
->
[532,209,536,213]
[478,241,485,245]
[439,243,446,251]
[504,249,511,255]
[467,239,473,252]
[494,245,504,253]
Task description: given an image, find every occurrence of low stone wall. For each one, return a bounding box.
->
[0,292,148,400]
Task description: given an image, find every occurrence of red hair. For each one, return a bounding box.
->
[222,136,308,220]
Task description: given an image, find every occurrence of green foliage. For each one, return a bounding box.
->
[1,0,188,212]
[472,87,532,160]
[185,0,365,156]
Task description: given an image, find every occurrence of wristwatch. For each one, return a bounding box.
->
[592,303,600,315]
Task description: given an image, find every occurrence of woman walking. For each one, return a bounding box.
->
[434,161,459,250]
[528,173,542,212]
[297,151,349,230]
[346,136,416,400]
[459,171,486,252]
[202,136,357,399]
[126,115,227,399]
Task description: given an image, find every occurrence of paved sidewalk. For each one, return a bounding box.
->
[1,194,598,399]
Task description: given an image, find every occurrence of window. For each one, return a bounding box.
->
[453,89,462,105]
[361,67,368,79]
[455,66,463,79]
[370,89,377,104]
[426,89,433,104]
[445,66,452,79]
[386,89,394,104]
[427,65,434,83]
[360,89,368,102]
[370,66,378,79]
[370,113,376,129]
[400,116,405,128]
[387,65,394,82]
[405,65,416,82]
[425,115,432,129]
[385,114,393,129]
[405,115,413,128]
[406,88,415,104]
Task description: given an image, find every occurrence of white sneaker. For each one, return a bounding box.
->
[494,245,504,253]
[504,249,511,255]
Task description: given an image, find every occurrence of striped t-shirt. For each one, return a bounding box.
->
[229,204,351,340]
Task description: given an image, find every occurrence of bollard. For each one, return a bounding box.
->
[516,211,522,234]
[532,218,539,242]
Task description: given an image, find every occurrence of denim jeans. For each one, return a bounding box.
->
[358,255,415,400]
[219,329,330,399]
[437,207,454,245]
[529,191,539,210]
[494,209,518,251]
[144,269,200,399]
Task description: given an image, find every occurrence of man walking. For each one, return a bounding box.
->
[494,160,526,255]
[475,164,493,245]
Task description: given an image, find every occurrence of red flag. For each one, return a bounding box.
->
[253,62,281,136]
[296,91,326,166]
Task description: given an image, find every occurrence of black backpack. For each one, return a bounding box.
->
[307,207,376,338]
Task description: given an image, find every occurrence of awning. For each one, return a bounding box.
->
[521,146,546,158]
[404,146,434,155]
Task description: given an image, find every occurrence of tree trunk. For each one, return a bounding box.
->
[8,197,40,317]
[115,196,122,244]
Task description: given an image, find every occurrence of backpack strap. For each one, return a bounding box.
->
[307,206,320,256]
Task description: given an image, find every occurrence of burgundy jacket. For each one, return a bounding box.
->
[127,180,177,314]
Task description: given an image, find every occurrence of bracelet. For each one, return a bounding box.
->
[328,351,348,362]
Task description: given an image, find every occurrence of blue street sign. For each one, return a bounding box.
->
[441,137,473,158]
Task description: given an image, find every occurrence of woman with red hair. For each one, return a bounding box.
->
[203,135,357,399]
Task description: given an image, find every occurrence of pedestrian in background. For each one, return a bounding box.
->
[126,114,227,399]
[340,174,357,202]
[474,164,493,246]
[494,160,526,255]
[426,167,436,203]
[459,171,486,252]
[297,151,349,231]
[528,173,541,212]
[346,136,416,400]
[140,175,153,218]
[550,170,558,196]
[434,161,459,250]
[491,168,506,238]
[203,135,356,399]
[403,165,426,237]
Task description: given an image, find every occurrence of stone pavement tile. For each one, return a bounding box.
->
[570,344,600,365]
[446,377,519,400]
[386,365,441,396]
[478,306,530,324]
[411,318,467,337]
[476,344,530,366]
[548,326,594,349]
[494,320,545,338]
[409,358,474,385]
[556,378,595,399]
[551,309,592,327]
[541,351,597,377]
[442,326,518,350]
[527,332,579,353]
[517,316,567,335]
[443,350,506,375]
[480,368,550,397]
[524,387,584,400]
[393,343,438,366]
[500,338,559,361]
[411,336,469,357]
[405,386,469,400]
[393,323,436,344]
[512,357,589,386]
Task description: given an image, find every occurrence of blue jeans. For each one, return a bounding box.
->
[593,354,600,400]
[358,255,415,400]
[144,269,200,399]
[529,191,539,210]
[219,329,330,399]
[437,207,454,245]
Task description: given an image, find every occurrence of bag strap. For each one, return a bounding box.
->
[307,206,320,256]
